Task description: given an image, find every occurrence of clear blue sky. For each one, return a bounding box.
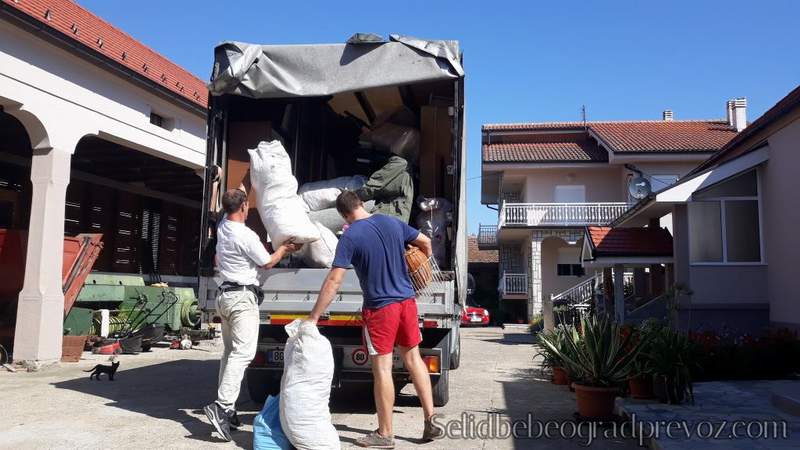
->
[80,0,800,233]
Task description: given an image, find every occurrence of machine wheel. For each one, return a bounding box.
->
[246,370,280,404]
[432,369,450,407]
[449,327,461,370]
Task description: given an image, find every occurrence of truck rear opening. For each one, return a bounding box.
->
[200,35,467,406]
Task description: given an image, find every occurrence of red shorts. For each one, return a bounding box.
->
[362,298,422,356]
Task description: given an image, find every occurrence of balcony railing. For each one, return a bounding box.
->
[500,272,527,297]
[499,202,630,227]
[477,224,498,248]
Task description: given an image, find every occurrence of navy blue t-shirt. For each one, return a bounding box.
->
[332,214,420,309]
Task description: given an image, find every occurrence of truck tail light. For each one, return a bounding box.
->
[423,355,440,374]
[250,351,266,367]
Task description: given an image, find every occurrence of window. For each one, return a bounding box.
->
[557,264,585,277]
[556,247,584,276]
[688,170,761,264]
[150,111,175,131]
[554,185,585,203]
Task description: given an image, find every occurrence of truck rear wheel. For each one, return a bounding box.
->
[432,369,450,406]
[246,370,280,404]
[449,327,461,370]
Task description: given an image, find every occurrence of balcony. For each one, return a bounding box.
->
[500,272,527,297]
[499,202,630,228]
[477,224,498,249]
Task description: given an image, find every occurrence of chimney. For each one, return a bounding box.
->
[730,97,747,132]
[662,110,674,121]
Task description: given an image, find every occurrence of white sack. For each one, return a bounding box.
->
[248,141,320,245]
[298,176,366,212]
[416,197,452,267]
[279,320,340,450]
[297,221,339,268]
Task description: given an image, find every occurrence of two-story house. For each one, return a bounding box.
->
[614,86,800,333]
[479,102,743,327]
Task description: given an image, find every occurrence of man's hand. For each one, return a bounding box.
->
[282,241,303,253]
[308,268,346,324]
[411,232,433,258]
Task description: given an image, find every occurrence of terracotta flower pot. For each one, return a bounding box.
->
[61,335,88,363]
[551,366,570,385]
[628,374,654,399]
[572,383,618,419]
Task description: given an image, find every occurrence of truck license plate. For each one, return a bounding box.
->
[267,349,284,363]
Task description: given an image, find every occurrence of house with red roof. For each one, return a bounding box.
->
[0,0,208,365]
[479,105,742,326]
[614,84,800,333]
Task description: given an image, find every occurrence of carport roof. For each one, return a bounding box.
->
[585,226,673,258]
[1,0,207,109]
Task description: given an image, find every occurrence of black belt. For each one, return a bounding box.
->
[220,282,264,304]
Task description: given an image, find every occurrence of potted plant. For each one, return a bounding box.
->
[648,327,694,404]
[626,320,662,399]
[540,315,643,419]
[537,325,579,385]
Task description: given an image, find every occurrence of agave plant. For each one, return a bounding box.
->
[646,326,695,404]
[539,315,645,387]
[537,324,580,369]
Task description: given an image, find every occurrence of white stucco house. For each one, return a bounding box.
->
[0,0,208,366]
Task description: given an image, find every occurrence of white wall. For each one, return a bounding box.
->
[0,19,206,165]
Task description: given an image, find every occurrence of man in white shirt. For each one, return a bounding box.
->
[205,188,300,441]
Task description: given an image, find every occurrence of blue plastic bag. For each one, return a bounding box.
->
[253,395,291,450]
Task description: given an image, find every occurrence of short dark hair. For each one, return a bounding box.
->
[336,190,363,216]
[222,189,248,215]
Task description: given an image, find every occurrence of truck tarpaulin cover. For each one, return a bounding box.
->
[209,34,463,99]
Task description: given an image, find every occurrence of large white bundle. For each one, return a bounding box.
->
[248,141,320,245]
[296,221,339,268]
[298,176,366,212]
[279,320,340,450]
[416,197,452,267]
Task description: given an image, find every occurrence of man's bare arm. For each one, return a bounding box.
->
[410,232,433,258]
[261,242,301,270]
[308,267,347,322]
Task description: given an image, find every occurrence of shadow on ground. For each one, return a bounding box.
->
[51,359,256,448]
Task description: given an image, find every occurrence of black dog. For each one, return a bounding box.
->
[84,360,120,381]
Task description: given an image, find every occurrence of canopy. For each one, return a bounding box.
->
[208,34,463,99]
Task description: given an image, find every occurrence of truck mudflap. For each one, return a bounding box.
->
[250,343,443,376]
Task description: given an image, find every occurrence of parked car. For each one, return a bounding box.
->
[462,297,490,326]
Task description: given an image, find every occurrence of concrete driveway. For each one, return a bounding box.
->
[0,326,638,449]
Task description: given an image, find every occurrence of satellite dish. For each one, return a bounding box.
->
[628,176,652,200]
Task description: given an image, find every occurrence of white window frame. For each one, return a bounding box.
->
[689,169,765,266]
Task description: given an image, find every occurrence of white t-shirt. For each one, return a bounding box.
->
[216,218,270,286]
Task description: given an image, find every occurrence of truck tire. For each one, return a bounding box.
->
[449,327,461,370]
[432,369,450,406]
[246,370,280,404]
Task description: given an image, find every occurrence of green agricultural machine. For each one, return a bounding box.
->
[63,273,200,337]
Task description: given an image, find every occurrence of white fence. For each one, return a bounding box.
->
[499,202,629,227]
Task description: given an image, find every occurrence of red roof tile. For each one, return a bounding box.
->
[483,140,607,163]
[468,236,498,263]
[589,121,736,153]
[2,0,207,109]
[586,226,673,258]
[482,120,737,160]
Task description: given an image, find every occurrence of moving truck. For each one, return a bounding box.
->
[199,35,466,406]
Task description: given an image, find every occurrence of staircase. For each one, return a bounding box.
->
[550,273,603,314]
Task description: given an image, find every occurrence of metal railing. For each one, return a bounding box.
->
[551,273,603,311]
[477,224,498,248]
[499,202,629,227]
[500,272,527,297]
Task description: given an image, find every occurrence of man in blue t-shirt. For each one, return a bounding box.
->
[308,191,444,447]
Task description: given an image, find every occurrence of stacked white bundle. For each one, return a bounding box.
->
[248,140,320,246]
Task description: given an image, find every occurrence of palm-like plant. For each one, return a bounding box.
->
[537,324,580,369]
[646,327,695,404]
[539,315,644,387]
